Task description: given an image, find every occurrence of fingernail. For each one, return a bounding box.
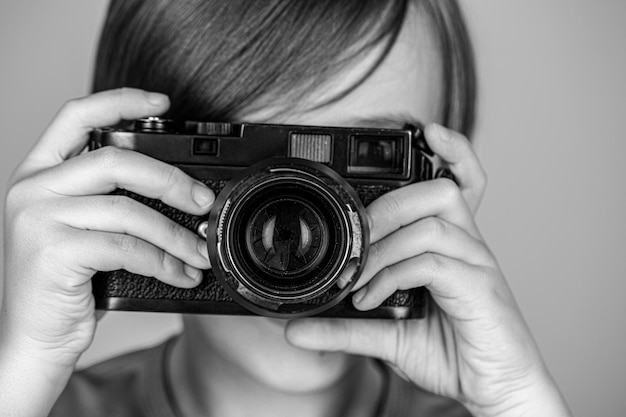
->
[192,182,214,208]
[337,275,351,289]
[353,287,368,306]
[433,124,451,141]
[197,239,209,262]
[146,92,169,106]
[336,264,357,289]
[183,264,202,282]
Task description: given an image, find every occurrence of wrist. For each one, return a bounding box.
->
[0,337,76,417]
[0,312,85,370]
[464,368,572,417]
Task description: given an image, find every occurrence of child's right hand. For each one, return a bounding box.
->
[1,88,213,371]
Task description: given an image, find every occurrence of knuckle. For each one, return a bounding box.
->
[377,266,393,282]
[10,212,47,257]
[434,177,463,203]
[114,234,140,254]
[58,97,91,128]
[31,226,77,269]
[421,253,445,276]
[368,239,388,264]
[378,192,403,217]
[48,232,78,261]
[114,88,133,110]
[58,98,83,120]
[95,146,125,169]
[4,178,31,213]
[107,194,138,220]
[159,251,180,276]
[166,220,189,245]
[157,250,170,274]
[420,217,447,240]
[6,190,49,234]
[10,203,39,233]
[376,266,399,295]
[158,164,185,189]
[117,87,132,98]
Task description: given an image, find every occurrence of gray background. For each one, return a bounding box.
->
[1,1,625,415]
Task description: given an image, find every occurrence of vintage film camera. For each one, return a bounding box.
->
[89,118,451,319]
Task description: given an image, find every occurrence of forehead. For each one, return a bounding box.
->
[243,5,443,129]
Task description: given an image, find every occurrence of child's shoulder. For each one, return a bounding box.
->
[49,337,472,417]
[49,337,177,417]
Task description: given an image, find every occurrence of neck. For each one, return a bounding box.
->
[167,316,384,417]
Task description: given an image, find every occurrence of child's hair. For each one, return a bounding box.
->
[93,0,475,136]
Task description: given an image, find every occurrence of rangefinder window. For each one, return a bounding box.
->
[289,132,332,163]
[348,135,404,174]
[193,137,219,155]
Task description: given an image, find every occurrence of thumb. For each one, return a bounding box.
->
[285,318,404,363]
[423,124,486,214]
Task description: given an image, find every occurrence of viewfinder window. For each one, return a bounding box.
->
[349,135,403,174]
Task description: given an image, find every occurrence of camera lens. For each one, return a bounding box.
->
[207,158,369,318]
[230,178,346,297]
[246,197,329,276]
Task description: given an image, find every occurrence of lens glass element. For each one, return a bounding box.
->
[233,181,342,295]
[246,198,329,276]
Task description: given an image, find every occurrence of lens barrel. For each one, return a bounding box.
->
[206,158,368,318]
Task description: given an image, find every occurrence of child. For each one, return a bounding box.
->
[1,1,572,416]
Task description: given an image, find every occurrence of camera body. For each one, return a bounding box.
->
[90,118,449,319]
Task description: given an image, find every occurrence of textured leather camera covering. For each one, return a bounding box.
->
[92,268,427,319]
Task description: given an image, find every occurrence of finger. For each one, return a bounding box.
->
[367,178,480,243]
[16,88,169,178]
[424,124,487,214]
[354,253,500,320]
[62,228,203,289]
[286,318,407,364]
[51,195,210,270]
[353,216,492,291]
[31,147,215,215]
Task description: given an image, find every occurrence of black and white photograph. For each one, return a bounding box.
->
[1,1,624,416]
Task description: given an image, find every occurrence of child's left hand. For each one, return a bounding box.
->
[286,124,571,417]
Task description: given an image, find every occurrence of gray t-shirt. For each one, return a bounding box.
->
[50,337,471,416]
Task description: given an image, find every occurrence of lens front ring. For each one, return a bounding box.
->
[206,158,369,318]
